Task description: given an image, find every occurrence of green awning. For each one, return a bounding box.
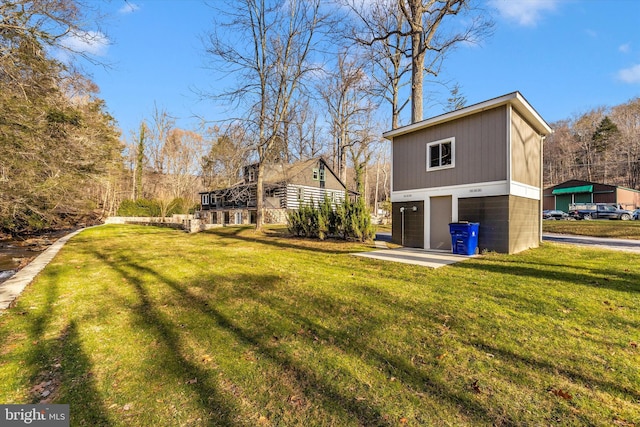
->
[552,185,593,195]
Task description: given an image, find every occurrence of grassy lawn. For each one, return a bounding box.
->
[543,219,640,239]
[1,225,639,426]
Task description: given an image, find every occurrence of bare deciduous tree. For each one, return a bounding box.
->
[544,99,640,192]
[201,125,252,189]
[203,0,327,230]
[400,0,492,123]
[345,0,412,129]
[318,50,374,184]
[346,0,492,125]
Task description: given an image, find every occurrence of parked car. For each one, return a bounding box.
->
[543,210,570,220]
[568,203,632,220]
[632,209,640,220]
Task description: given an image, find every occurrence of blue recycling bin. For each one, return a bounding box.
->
[449,222,479,255]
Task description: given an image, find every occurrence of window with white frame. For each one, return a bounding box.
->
[201,194,210,205]
[426,137,455,171]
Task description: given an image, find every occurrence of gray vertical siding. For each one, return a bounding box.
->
[458,196,510,253]
[511,108,542,187]
[508,196,540,254]
[392,106,508,191]
[458,195,540,254]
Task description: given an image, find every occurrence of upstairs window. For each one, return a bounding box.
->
[312,168,319,180]
[426,137,455,171]
[201,194,210,205]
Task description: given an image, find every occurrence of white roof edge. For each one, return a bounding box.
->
[383,91,553,140]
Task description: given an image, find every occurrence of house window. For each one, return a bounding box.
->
[426,137,455,171]
[297,187,305,200]
[312,168,319,180]
[248,169,255,182]
[319,166,325,181]
[201,194,210,205]
[265,187,277,198]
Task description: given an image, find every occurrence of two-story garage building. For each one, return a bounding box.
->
[383,92,552,254]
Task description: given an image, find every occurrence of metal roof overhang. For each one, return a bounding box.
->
[552,185,593,195]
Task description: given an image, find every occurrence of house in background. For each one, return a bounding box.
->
[198,157,348,225]
[544,179,640,211]
[383,92,552,254]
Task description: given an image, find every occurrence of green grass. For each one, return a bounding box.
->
[543,219,640,239]
[1,225,639,426]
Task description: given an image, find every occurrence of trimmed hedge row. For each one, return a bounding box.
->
[117,198,193,217]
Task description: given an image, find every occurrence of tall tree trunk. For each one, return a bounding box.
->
[410,39,424,123]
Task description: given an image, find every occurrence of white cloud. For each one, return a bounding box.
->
[619,43,631,53]
[60,31,109,57]
[489,0,559,27]
[119,2,140,14]
[618,64,640,84]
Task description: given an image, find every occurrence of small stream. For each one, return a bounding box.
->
[0,230,73,284]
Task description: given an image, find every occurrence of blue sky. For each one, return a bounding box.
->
[82,0,640,137]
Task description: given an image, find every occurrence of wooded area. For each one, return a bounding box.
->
[3,0,637,236]
[0,1,123,235]
[544,98,640,189]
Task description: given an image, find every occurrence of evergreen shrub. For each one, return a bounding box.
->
[287,195,374,242]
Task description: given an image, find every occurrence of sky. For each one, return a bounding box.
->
[77,0,640,138]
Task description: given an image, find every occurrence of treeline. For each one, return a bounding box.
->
[544,98,640,189]
[0,1,123,235]
[1,0,493,235]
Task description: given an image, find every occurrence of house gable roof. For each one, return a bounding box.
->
[199,157,347,195]
[263,157,346,189]
[383,91,552,140]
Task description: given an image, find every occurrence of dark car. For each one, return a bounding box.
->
[543,210,569,220]
[633,209,640,220]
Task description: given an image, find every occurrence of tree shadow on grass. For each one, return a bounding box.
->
[203,227,370,255]
[92,246,506,426]
[97,248,390,425]
[92,251,241,427]
[453,257,640,295]
[54,321,112,426]
[468,338,640,404]
[11,271,112,424]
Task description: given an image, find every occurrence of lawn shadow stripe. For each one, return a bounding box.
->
[453,258,640,294]
[90,250,242,427]
[204,228,367,255]
[468,339,640,404]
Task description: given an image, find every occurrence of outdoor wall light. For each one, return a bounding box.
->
[400,207,405,213]
[412,206,418,212]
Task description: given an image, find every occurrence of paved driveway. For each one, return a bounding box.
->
[543,233,640,253]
